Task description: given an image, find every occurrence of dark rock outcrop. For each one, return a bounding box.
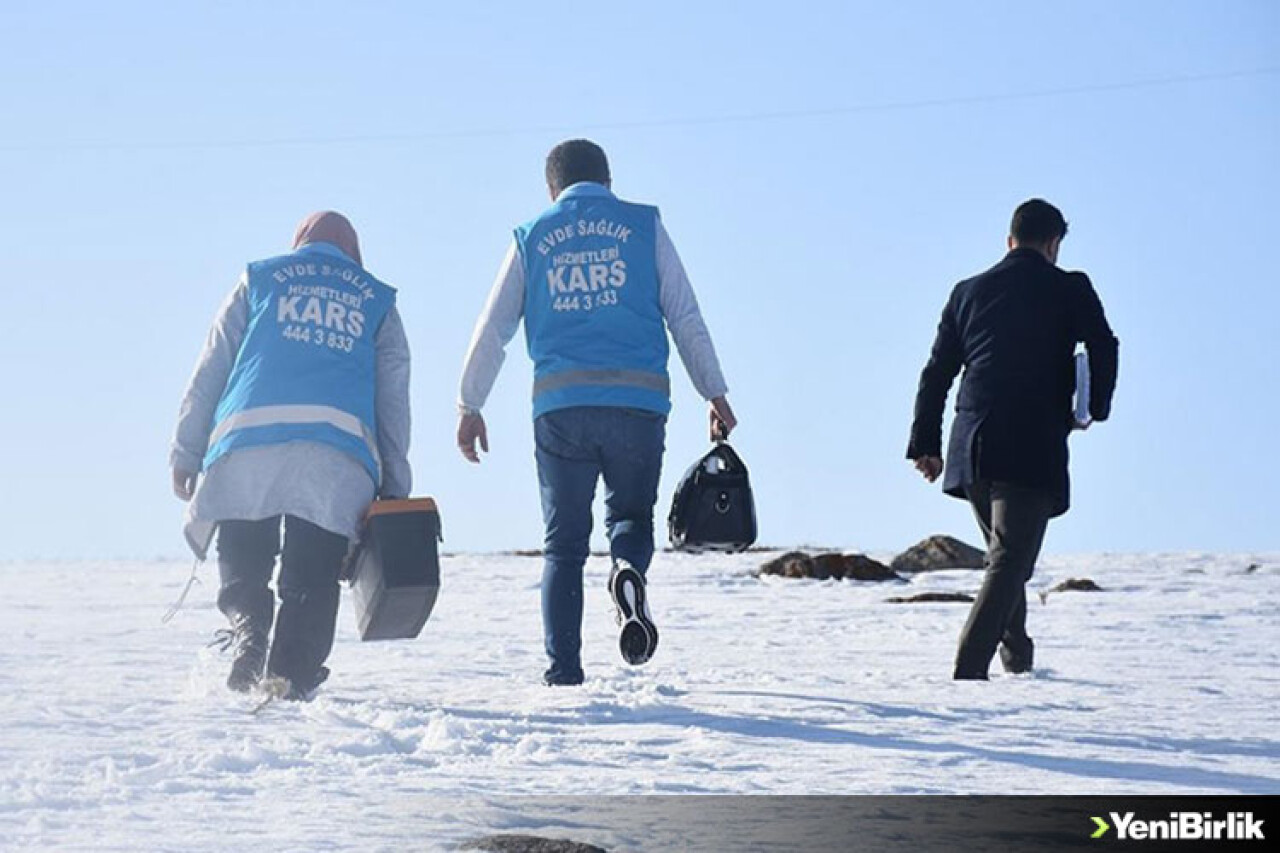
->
[1050,578,1103,593]
[759,551,900,582]
[885,591,976,604]
[823,553,901,581]
[1038,577,1104,604]
[461,835,607,853]
[759,551,816,578]
[891,535,986,572]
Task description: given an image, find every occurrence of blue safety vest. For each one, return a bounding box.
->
[203,242,395,485]
[516,183,669,418]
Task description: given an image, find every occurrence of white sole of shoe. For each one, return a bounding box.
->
[611,565,658,665]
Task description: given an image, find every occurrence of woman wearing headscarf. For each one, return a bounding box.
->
[170,211,412,699]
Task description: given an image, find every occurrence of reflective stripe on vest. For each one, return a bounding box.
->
[532,368,670,398]
[207,403,382,473]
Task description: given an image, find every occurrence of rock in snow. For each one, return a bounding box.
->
[891,535,986,572]
[1038,577,1105,604]
[759,551,900,581]
[462,835,607,853]
[757,550,815,578]
[885,591,976,604]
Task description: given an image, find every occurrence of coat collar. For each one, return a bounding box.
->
[555,182,614,202]
[295,241,355,263]
[1004,246,1051,264]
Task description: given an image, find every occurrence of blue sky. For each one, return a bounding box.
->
[0,1,1276,560]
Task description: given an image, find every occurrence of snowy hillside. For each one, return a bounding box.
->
[2,551,1277,851]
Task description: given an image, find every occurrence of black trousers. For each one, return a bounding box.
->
[217,515,349,684]
[954,481,1055,680]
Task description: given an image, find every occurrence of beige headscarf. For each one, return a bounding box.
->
[292,210,362,266]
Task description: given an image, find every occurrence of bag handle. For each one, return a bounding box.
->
[703,441,748,475]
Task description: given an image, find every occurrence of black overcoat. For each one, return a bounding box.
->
[907,248,1119,516]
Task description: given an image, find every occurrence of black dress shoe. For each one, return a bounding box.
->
[999,639,1035,674]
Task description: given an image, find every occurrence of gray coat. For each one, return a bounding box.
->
[171,273,412,558]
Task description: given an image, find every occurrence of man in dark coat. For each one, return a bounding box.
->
[907,199,1118,680]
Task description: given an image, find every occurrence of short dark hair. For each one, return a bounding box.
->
[545,139,610,195]
[1010,199,1068,245]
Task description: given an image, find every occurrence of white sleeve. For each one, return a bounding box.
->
[657,218,729,400]
[374,306,413,499]
[170,275,250,472]
[458,242,525,411]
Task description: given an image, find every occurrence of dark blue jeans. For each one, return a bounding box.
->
[534,406,666,679]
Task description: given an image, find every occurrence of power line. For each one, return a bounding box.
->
[5,65,1277,154]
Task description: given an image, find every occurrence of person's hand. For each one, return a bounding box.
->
[457,412,489,463]
[913,456,944,483]
[710,396,737,442]
[172,469,199,501]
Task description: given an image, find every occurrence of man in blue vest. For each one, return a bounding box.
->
[458,139,735,686]
[171,211,412,699]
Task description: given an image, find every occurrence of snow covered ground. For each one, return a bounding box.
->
[2,550,1277,851]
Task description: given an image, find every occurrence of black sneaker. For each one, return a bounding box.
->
[542,667,585,687]
[609,561,658,666]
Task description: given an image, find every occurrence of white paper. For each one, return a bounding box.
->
[1074,351,1092,427]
